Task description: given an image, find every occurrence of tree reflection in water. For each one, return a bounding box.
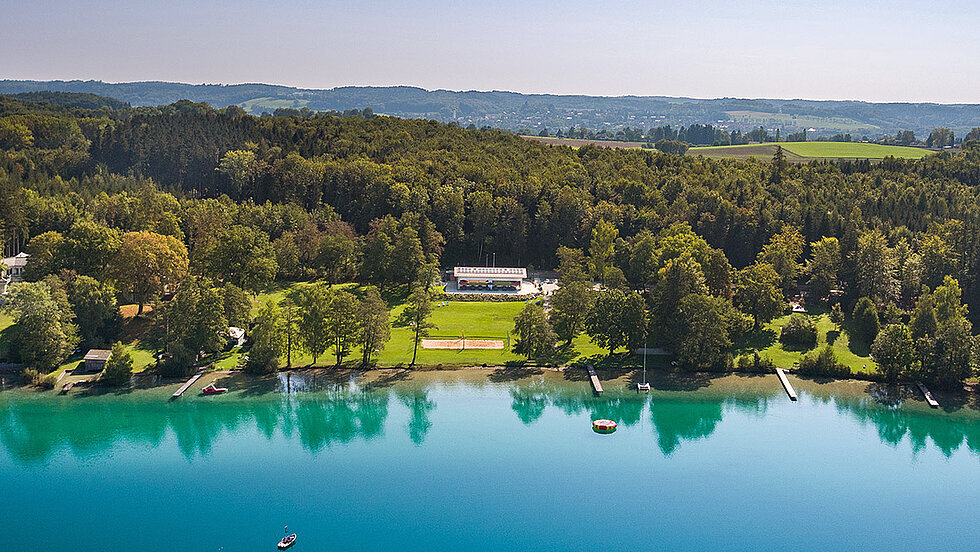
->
[397,389,436,445]
[2,374,980,464]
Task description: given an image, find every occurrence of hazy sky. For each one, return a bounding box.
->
[3,0,979,103]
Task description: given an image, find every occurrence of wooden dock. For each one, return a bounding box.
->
[775,368,797,401]
[171,369,206,400]
[60,382,74,395]
[915,381,940,408]
[586,363,603,394]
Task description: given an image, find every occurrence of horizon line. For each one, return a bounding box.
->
[3,77,978,108]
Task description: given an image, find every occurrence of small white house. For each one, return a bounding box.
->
[1,252,29,282]
[228,327,246,348]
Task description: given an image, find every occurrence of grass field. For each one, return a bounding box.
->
[239,97,310,114]
[254,283,606,367]
[690,141,934,161]
[523,135,935,162]
[735,309,877,374]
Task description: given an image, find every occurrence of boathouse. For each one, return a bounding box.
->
[84,349,112,372]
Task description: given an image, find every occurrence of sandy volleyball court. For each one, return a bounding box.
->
[421,339,505,350]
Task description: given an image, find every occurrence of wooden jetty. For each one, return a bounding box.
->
[586,363,603,394]
[915,381,940,408]
[171,369,206,400]
[775,368,797,401]
[60,382,74,395]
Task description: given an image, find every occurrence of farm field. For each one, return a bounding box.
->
[690,141,934,161]
[523,135,935,162]
[238,96,310,114]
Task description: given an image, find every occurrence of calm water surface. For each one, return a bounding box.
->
[1,370,979,551]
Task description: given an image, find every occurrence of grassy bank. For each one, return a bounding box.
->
[736,308,877,374]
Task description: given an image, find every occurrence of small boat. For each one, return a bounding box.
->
[202,383,228,395]
[278,533,297,550]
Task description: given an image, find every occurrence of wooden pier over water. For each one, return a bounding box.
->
[915,381,940,408]
[775,368,797,401]
[171,369,206,400]
[586,364,603,394]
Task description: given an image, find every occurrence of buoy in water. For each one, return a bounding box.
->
[592,419,617,433]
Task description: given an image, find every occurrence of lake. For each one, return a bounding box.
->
[1,369,979,551]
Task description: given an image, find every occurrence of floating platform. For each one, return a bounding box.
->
[171,369,206,400]
[637,382,651,392]
[915,381,940,408]
[775,368,797,401]
[586,363,603,394]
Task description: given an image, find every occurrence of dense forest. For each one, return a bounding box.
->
[1,93,978,387]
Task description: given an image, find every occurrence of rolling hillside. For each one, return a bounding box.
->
[3,79,980,137]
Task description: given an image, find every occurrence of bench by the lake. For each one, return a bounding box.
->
[586,363,603,394]
[776,368,797,401]
[914,381,940,408]
[171,369,206,400]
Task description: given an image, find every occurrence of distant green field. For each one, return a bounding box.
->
[690,142,933,161]
[239,97,310,114]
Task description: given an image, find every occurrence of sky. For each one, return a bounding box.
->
[3,0,980,103]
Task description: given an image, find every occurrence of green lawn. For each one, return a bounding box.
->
[690,142,933,161]
[779,141,932,159]
[736,310,877,374]
[258,287,606,367]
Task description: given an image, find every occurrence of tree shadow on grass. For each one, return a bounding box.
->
[826,330,840,346]
[733,328,777,356]
[842,322,872,357]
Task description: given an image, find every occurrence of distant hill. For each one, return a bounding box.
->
[2,79,979,137]
[4,91,130,110]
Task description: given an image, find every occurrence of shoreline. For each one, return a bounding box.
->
[3,364,978,417]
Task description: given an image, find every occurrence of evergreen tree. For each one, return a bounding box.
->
[101,342,134,386]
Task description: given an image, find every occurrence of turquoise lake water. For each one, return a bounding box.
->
[1,370,979,551]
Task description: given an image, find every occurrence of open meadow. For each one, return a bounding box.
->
[690,141,934,161]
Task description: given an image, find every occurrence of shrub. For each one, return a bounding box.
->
[797,345,852,378]
[779,315,817,347]
[23,367,40,386]
[101,342,133,386]
[852,297,880,343]
[431,292,539,302]
[737,352,776,373]
[39,372,58,389]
